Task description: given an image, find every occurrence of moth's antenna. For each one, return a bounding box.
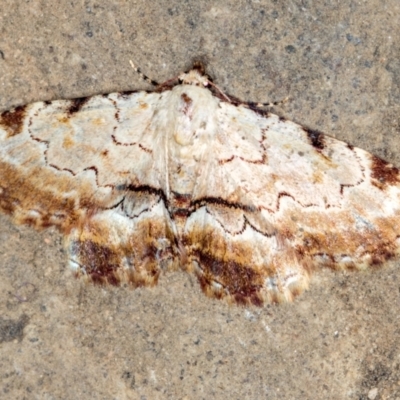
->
[252,97,290,108]
[129,60,159,87]
[207,80,233,103]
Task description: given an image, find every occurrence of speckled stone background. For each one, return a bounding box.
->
[1,1,400,399]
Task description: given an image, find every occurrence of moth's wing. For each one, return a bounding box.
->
[184,104,400,305]
[0,93,178,285]
[66,191,177,287]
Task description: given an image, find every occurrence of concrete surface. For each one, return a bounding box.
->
[1,1,400,399]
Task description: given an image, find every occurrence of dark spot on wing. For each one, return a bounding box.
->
[170,191,192,218]
[304,127,325,150]
[0,105,28,137]
[370,155,400,189]
[71,240,121,286]
[67,96,91,115]
[193,250,264,306]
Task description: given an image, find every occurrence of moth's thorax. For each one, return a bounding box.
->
[159,85,218,197]
[166,84,219,145]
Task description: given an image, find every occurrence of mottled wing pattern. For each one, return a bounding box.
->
[1,68,400,306]
[183,103,400,304]
[0,93,178,287]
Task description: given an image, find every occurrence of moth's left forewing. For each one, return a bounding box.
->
[0,93,178,286]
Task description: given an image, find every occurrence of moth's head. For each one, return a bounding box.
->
[178,62,211,87]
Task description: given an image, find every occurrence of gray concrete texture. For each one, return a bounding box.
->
[1,1,400,399]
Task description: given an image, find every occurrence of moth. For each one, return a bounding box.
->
[1,63,399,305]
